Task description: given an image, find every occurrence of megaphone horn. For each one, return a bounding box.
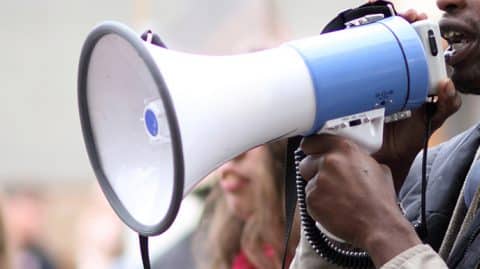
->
[78,23,184,235]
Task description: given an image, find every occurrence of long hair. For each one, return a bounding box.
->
[195,140,299,269]
[0,196,11,269]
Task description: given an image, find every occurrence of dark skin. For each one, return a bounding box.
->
[298,2,480,266]
[438,0,480,94]
[300,134,422,267]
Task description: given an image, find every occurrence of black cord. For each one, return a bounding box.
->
[139,234,152,269]
[281,137,302,269]
[419,100,437,239]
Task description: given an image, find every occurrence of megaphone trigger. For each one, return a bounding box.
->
[318,108,385,154]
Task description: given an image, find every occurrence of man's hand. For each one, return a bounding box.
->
[300,135,422,267]
[363,8,462,191]
[374,79,461,191]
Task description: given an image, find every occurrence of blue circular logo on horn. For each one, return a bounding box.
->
[145,109,159,137]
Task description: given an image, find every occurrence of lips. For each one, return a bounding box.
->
[440,18,479,66]
[220,175,250,192]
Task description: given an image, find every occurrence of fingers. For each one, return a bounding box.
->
[300,134,358,155]
[432,79,462,129]
[299,155,323,181]
[300,135,361,181]
[305,176,319,201]
[399,9,428,23]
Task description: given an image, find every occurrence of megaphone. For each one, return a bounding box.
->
[78,16,446,236]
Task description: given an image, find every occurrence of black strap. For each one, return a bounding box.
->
[281,136,302,269]
[141,30,167,48]
[322,1,397,34]
[418,102,437,240]
[140,234,152,269]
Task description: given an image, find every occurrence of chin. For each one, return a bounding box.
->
[225,196,252,220]
[451,64,480,94]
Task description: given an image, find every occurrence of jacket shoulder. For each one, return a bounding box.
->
[399,123,480,250]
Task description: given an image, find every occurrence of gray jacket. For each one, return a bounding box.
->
[400,122,480,250]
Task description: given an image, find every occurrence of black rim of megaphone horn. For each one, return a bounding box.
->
[77,21,184,236]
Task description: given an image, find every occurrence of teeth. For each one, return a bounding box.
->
[444,40,470,60]
[452,42,466,50]
[443,30,469,44]
[443,30,463,39]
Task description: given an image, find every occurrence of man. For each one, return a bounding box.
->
[291,0,480,268]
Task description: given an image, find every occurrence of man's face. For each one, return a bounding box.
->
[438,0,480,93]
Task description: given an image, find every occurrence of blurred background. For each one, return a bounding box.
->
[1,0,480,268]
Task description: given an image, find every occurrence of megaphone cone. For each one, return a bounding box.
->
[79,22,316,235]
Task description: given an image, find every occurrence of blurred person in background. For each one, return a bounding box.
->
[194,140,300,269]
[74,184,126,269]
[3,187,57,269]
[0,194,11,269]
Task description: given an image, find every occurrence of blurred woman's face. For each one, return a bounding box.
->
[217,145,272,220]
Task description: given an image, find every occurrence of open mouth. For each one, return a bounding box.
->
[440,19,478,66]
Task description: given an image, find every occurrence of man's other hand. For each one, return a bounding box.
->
[369,6,461,193]
[374,79,461,191]
[300,134,422,267]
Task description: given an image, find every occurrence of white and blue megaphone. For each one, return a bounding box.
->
[78,16,446,236]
